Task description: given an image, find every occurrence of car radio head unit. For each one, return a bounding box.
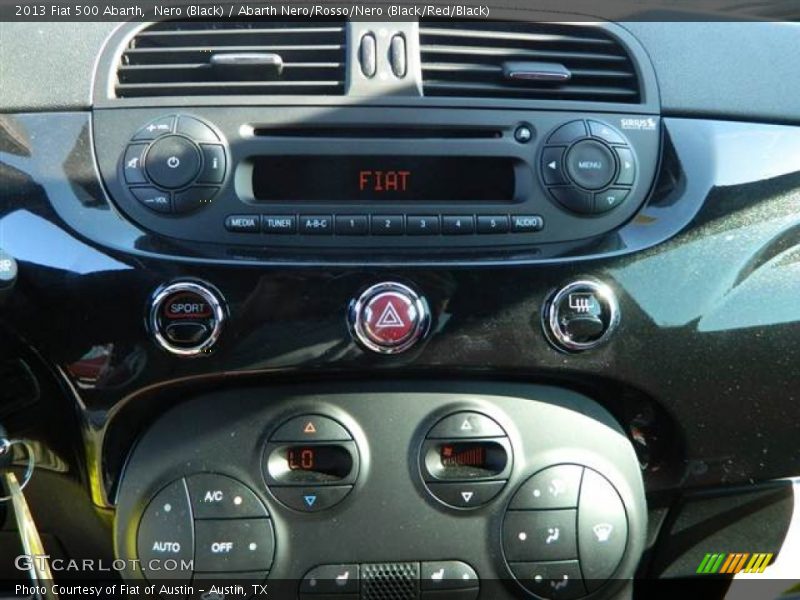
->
[93,106,661,253]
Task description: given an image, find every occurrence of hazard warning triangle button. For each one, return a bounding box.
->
[350,282,430,354]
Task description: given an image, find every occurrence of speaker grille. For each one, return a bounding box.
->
[361,562,420,600]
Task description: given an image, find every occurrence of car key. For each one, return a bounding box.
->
[0,438,57,600]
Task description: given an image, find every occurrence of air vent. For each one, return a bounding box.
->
[115,21,346,97]
[419,21,641,103]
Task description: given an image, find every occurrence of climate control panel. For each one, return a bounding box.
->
[114,383,646,600]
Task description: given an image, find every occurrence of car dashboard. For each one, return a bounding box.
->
[0,8,799,600]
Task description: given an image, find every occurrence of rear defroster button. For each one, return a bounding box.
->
[348,282,431,354]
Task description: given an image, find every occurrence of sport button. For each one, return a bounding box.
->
[349,282,431,354]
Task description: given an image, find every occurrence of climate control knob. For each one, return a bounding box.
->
[348,282,431,354]
[149,280,226,356]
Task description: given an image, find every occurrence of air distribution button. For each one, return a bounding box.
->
[348,282,431,354]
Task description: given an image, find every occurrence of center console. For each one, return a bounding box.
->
[114,383,647,599]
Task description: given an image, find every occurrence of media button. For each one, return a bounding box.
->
[335,215,368,235]
[263,215,297,234]
[511,215,544,233]
[224,215,259,233]
[407,215,440,235]
[477,215,510,234]
[371,215,405,235]
[442,215,475,235]
[300,215,333,235]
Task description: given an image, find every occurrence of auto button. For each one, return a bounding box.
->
[137,479,193,583]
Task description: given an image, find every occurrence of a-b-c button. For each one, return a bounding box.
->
[565,140,616,191]
[145,135,201,189]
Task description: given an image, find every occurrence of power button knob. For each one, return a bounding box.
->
[149,281,226,356]
[348,282,431,354]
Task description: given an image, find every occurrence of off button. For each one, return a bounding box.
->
[348,282,431,354]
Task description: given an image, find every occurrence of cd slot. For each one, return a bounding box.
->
[250,126,502,140]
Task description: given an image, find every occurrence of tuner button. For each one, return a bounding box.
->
[543,280,620,353]
[348,282,431,354]
[145,135,202,190]
[149,281,226,357]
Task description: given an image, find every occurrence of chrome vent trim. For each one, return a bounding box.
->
[419,21,641,103]
[115,21,347,98]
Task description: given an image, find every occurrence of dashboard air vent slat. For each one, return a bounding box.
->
[419,21,641,103]
[115,21,346,98]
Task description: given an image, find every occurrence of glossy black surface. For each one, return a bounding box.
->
[2,112,800,515]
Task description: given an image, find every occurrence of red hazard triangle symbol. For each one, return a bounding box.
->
[376,301,405,328]
[304,421,317,434]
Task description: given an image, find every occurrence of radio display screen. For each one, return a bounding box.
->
[252,156,515,202]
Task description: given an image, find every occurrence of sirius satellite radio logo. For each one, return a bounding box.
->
[696,552,774,575]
